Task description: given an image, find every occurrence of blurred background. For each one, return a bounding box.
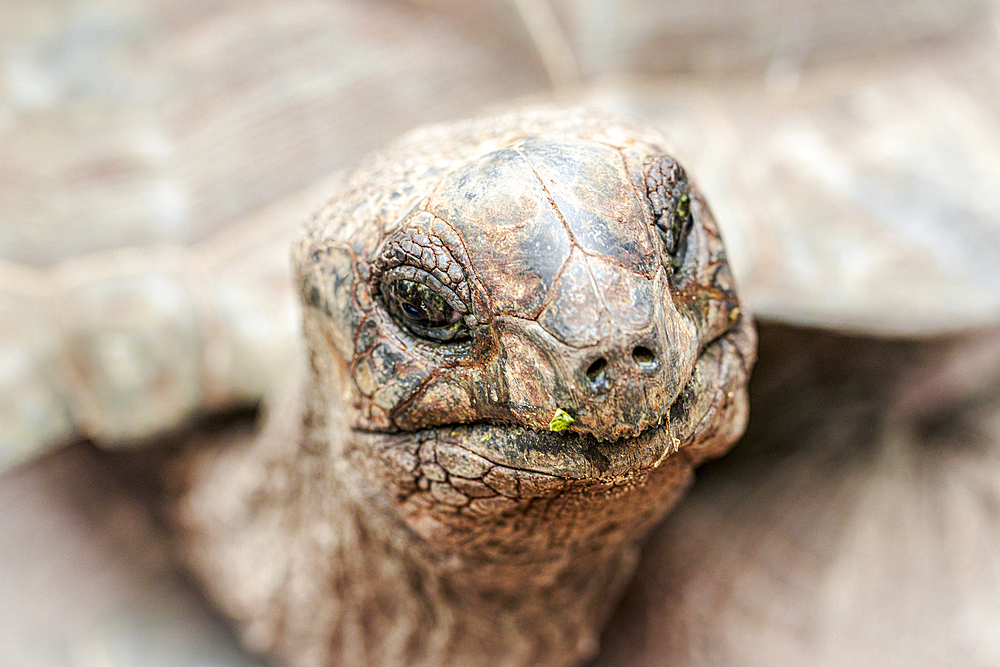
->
[1,1,999,665]
[4,0,999,331]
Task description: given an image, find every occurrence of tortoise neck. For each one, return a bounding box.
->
[283,405,641,667]
[173,360,689,667]
[311,477,639,667]
[275,347,693,667]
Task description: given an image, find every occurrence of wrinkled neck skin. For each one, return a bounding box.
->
[174,306,753,667]
[173,310,746,667]
[298,420,656,667]
[273,315,698,667]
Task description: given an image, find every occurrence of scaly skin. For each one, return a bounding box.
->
[171,108,756,667]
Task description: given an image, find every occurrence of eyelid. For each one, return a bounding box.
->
[380,265,469,316]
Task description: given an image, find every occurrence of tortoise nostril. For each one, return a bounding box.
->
[586,358,609,391]
[632,346,658,372]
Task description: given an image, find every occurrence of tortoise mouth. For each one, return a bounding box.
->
[345,324,752,519]
[349,326,746,486]
[434,417,678,479]
[352,394,683,484]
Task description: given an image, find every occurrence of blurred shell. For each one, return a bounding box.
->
[0,3,999,663]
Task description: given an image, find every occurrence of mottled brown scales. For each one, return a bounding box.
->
[171,108,754,667]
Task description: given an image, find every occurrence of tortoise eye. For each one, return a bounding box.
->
[383,277,467,342]
[659,189,691,264]
[645,155,693,271]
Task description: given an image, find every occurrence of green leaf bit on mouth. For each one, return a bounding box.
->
[549,408,575,432]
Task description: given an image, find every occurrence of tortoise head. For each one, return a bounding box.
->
[295,109,754,566]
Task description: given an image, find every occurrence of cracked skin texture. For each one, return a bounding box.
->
[170,108,756,667]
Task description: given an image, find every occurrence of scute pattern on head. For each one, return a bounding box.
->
[297,107,747,442]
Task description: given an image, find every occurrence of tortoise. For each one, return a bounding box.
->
[3,2,1000,667]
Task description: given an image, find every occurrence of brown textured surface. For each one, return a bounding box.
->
[1,2,1000,666]
[170,109,753,667]
[4,0,1000,469]
[5,325,998,667]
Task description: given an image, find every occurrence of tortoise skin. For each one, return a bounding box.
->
[175,109,754,667]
